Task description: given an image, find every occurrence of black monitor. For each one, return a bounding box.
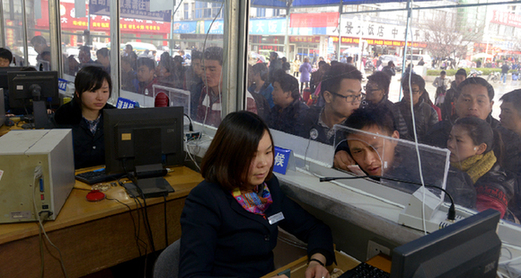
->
[7,70,59,109]
[391,209,501,278]
[0,67,28,90]
[103,106,184,178]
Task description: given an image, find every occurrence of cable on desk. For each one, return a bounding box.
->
[106,194,148,258]
[32,167,69,278]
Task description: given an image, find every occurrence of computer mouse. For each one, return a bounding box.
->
[4,119,14,127]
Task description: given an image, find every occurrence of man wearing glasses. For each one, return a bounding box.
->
[297,63,362,145]
[398,73,438,141]
[363,71,409,140]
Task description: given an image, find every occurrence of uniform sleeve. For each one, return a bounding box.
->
[273,179,335,265]
[179,184,228,278]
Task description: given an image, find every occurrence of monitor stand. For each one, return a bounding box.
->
[33,100,53,129]
[123,177,174,199]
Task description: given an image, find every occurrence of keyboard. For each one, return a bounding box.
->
[75,169,125,185]
[339,262,390,278]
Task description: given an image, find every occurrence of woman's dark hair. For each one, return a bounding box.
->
[0,48,13,63]
[74,66,112,104]
[454,117,503,163]
[201,111,274,191]
[271,69,300,100]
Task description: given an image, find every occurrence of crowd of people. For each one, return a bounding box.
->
[4,42,521,225]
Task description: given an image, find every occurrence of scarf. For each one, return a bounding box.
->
[452,151,497,184]
[231,183,273,216]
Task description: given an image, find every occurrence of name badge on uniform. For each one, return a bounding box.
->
[268,212,285,225]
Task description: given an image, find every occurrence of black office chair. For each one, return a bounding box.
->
[153,239,180,278]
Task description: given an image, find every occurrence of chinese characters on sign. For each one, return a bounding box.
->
[491,10,521,28]
[340,15,426,43]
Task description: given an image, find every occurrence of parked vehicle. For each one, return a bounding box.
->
[487,71,500,83]
[468,69,482,78]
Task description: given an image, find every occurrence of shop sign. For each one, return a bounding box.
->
[340,15,425,42]
[331,36,427,48]
[491,10,521,28]
[89,0,171,22]
[172,21,198,34]
[37,1,170,34]
[250,18,286,35]
[5,20,15,47]
[289,36,321,43]
[290,12,339,28]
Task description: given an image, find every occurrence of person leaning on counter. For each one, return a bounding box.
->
[179,111,335,278]
[53,66,114,169]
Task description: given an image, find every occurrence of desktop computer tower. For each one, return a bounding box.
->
[0,88,5,127]
[0,129,75,223]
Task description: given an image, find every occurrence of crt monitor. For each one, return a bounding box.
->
[391,209,501,278]
[7,70,60,109]
[104,106,184,177]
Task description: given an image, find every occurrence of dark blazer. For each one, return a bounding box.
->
[53,100,115,169]
[179,175,334,278]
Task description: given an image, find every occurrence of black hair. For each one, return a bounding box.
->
[204,46,223,65]
[456,77,494,101]
[440,70,446,75]
[78,45,91,53]
[321,63,362,95]
[270,52,278,59]
[30,35,47,46]
[387,61,394,67]
[500,89,521,120]
[456,68,467,77]
[500,89,521,114]
[344,104,396,136]
[96,47,110,58]
[251,63,269,82]
[367,71,391,96]
[272,69,300,100]
[453,117,502,164]
[318,60,327,68]
[0,48,13,63]
[346,57,353,63]
[74,66,112,104]
[125,44,133,50]
[191,50,203,60]
[201,111,274,191]
[137,57,156,70]
[401,72,425,93]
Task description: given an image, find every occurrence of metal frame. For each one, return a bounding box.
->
[109,0,121,103]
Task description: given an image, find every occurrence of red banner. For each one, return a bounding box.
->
[289,36,321,43]
[36,1,170,34]
[491,10,521,28]
[290,12,339,28]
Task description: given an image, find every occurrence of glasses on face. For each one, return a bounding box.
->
[365,86,382,94]
[403,88,421,95]
[330,91,364,103]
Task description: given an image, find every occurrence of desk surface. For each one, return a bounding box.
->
[0,165,203,277]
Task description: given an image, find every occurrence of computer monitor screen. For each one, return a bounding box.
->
[0,67,29,90]
[104,106,184,176]
[391,209,501,278]
[7,71,60,109]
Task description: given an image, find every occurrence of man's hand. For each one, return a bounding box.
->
[333,150,355,171]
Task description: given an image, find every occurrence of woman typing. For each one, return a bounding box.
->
[179,111,335,278]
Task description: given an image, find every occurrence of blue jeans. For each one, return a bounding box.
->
[502,73,507,84]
